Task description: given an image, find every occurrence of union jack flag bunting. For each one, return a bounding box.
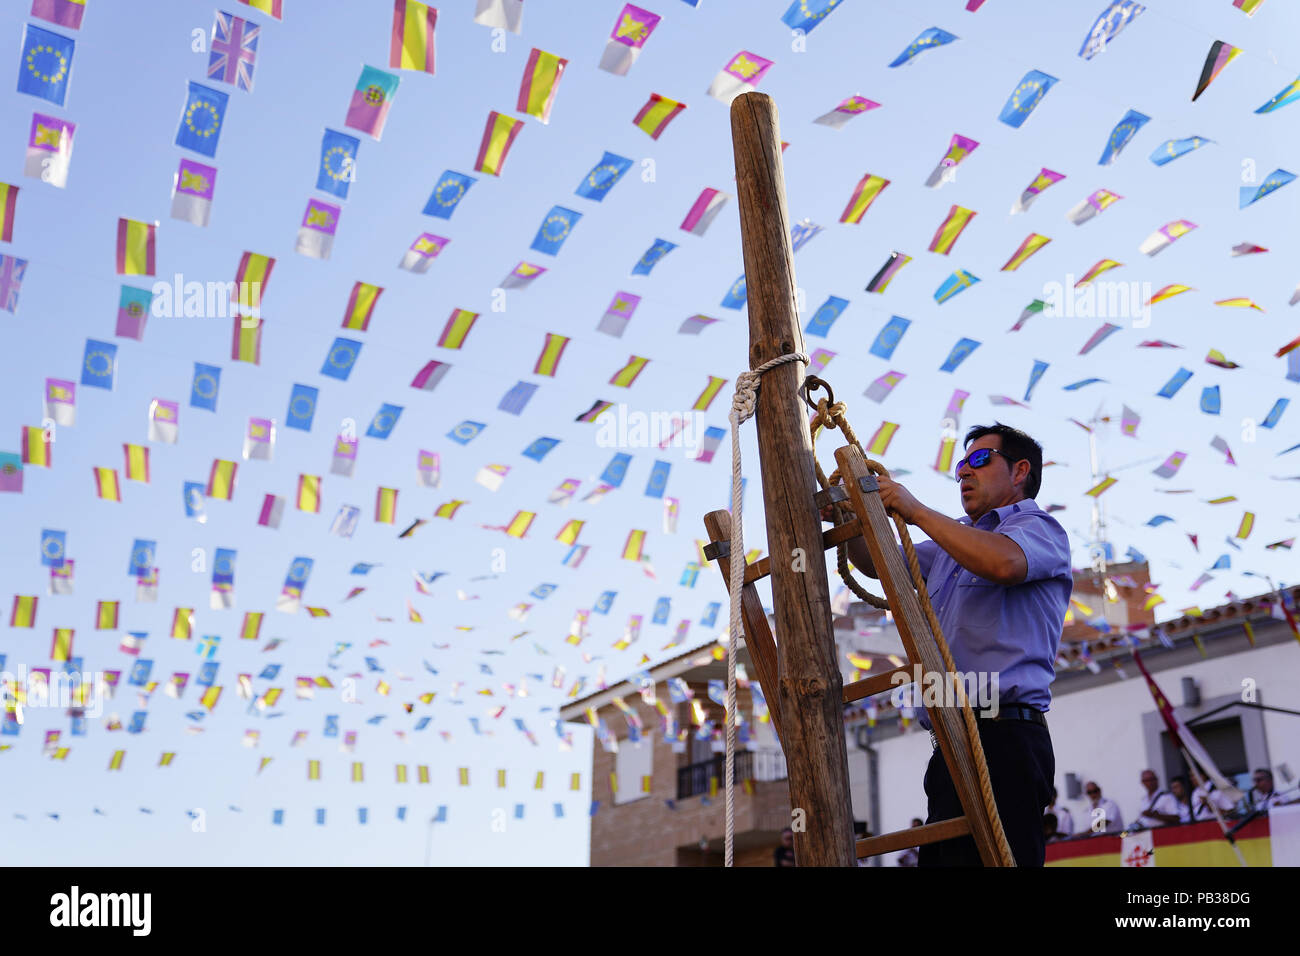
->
[209,11,259,92]
[0,255,27,314]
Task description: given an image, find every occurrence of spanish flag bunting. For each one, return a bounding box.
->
[406,599,422,623]
[1275,333,1300,358]
[1076,259,1123,288]
[418,765,430,783]
[534,332,570,376]
[622,529,646,561]
[115,218,157,276]
[10,595,36,628]
[496,769,507,788]
[1236,512,1255,538]
[1085,476,1118,497]
[376,679,390,696]
[435,499,466,519]
[458,767,470,786]
[474,111,524,176]
[108,750,125,771]
[694,539,711,567]
[570,772,581,790]
[94,467,122,501]
[95,600,118,629]
[234,251,275,314]
[517,48,568,124]
[1147,284,1194,306]
[296,474,321,513]
[122,443,149,482]
[504,510,535,538]
[256,757,273,774]
[1242,619,1256,647]
[0,182,18,242]
[171,606,194,640]
[389,0,438,74]
[1001,233,1051,271]
[692,376,728,412]
[375,486,398,524]
[555,518,583,545]
[610,772,619,794]
[1206,349,1239,369]
[200,685,222,710]
[349,761,363,783]
[240,610,263,640]
[207,459,237,500]
[633,93,686,139]
[238,0,282,18]
[928,205,976,255]
[305,606,330,618]
[396,763,408,783]
[866,421,900,457]
[1214,297,1265,311]
[231,315,262,364]
[437,308,478,348]
[21,426,50,466]
[343,281,384,330]
[609,355,650,388]
[839,173,889,224]
[51,627,73,661]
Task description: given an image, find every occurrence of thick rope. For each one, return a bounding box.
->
[724,351,808,868]
[809,392,1017,867]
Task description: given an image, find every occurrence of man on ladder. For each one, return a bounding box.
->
[838,423,1072,866]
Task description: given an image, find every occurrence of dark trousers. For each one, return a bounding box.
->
[918,719,1054,867]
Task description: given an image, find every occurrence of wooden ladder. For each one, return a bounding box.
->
[702,443,1012,866]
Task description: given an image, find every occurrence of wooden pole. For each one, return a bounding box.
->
[730,91,856,867]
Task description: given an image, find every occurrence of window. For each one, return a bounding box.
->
[614,732,654,805]
[1159,717,1249,809]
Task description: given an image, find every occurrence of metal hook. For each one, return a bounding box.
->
[801,374,834,411]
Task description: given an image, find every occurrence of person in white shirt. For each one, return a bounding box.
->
[1166,776,1195,824]
[1192,778,1238,821]
[1249,768,1285,810]
[1084,781,1124,834]
[1134,769,1178,828]
[1046,787,1074,836]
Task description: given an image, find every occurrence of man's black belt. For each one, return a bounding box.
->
[929,704,1047,749]
[978,703,1047,727]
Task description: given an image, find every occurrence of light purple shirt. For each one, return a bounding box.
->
[912,498,1072,713]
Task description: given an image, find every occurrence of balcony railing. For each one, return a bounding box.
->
[677,752,750,800]
[676,749,789,799]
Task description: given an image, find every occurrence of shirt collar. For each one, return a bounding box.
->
[959,497,1039,528]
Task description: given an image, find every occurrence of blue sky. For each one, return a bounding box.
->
[0,0,1297,864]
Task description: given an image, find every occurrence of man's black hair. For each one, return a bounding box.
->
[1254,768,1274,780]
[964,422,1044,500]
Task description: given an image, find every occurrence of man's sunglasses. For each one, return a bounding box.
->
[954,447,1019,477]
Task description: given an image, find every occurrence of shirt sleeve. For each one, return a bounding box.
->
[995,509,1071,584]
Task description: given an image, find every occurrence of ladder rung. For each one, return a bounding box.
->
[855,816,970,859]
[842,665,912,703]
[812,485,848,510]
[707,521,866,587]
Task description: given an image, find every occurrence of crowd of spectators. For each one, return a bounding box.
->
[1042,767,1297,840]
